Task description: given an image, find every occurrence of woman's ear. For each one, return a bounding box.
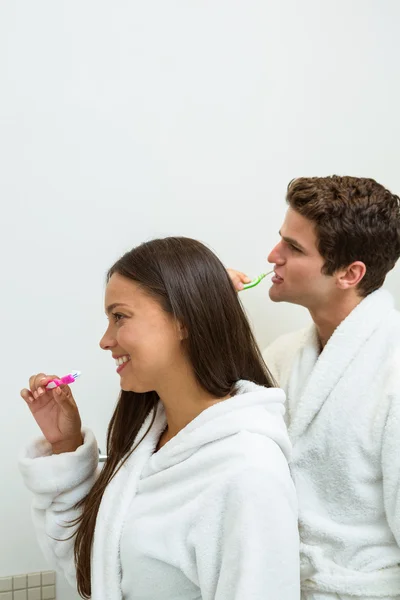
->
[177,320,188,340]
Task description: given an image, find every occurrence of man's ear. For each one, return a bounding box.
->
[336,261,366,290]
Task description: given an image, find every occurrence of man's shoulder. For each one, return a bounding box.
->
[387,304,400,330]
[263,327,310,357]
[262,326,311,381]
[382,311,400,377]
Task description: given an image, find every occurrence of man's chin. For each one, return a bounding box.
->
[268,286,285,303]
[269,287,307,308]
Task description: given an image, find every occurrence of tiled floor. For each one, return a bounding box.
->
[0,571,56,600]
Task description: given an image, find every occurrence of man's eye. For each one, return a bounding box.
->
[289,243,301,253]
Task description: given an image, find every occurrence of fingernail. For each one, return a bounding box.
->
[56,387,62,395]
[38,387,44,395]
[33,390,38,399]
[238,283,244,290]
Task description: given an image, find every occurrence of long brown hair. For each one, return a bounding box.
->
[73,236,274,598]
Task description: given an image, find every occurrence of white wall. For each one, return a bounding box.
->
[1,1,399,598]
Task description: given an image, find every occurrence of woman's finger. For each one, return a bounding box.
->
[20,388,34,404]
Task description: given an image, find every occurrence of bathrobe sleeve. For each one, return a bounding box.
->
[191,437,300,600]
[382,389,400,547]
[18,428,99,587]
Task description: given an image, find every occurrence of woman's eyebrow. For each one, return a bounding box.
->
[105,303,130,315]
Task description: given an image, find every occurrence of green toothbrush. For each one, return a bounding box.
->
[242,270,274,290]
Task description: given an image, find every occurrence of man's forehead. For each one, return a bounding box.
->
[285,210,316,235]
[280,212,319,253]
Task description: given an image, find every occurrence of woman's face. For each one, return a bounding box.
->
[100,274,186,393]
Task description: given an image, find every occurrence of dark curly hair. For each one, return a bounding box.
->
[286,176,400,296]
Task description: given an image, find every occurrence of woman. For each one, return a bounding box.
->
[19,237,300,600]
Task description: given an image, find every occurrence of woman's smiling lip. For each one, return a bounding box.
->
[112,354,131,373]
[116,360,130,374]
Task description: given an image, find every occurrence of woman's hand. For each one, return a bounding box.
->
[21,373,83,454]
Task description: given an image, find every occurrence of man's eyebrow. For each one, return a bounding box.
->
[279,230,306,252]
[105,303,130,315]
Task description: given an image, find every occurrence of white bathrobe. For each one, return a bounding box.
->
[263,289,400,599]
[19,380,300,600]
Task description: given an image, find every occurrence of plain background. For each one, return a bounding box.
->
[1,2,400,598]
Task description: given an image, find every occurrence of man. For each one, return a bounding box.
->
[229,176,400,599]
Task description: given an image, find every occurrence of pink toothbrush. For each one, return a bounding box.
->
[45,371,81,390]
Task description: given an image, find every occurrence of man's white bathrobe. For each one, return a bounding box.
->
[263,289,400,599]
[19,380,300,600]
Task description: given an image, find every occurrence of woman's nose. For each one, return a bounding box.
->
[99,328,116,351]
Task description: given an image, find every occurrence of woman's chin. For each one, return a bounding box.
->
[120,380,153,394]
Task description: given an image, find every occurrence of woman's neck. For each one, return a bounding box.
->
[155,369,229,445]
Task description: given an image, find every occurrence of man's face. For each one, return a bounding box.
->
[268,208,337,310]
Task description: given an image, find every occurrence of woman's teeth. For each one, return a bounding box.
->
[115,355,130,366]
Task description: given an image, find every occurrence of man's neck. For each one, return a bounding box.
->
[309,293,363,349]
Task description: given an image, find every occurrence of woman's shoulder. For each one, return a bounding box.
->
[192,432,296,524]
[197,428,291,485]
[229,429,290,473]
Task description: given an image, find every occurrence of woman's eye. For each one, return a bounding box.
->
[112,313,125,323]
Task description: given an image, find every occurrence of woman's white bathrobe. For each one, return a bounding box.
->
[19,381,300,600]
[263,289,400,599]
